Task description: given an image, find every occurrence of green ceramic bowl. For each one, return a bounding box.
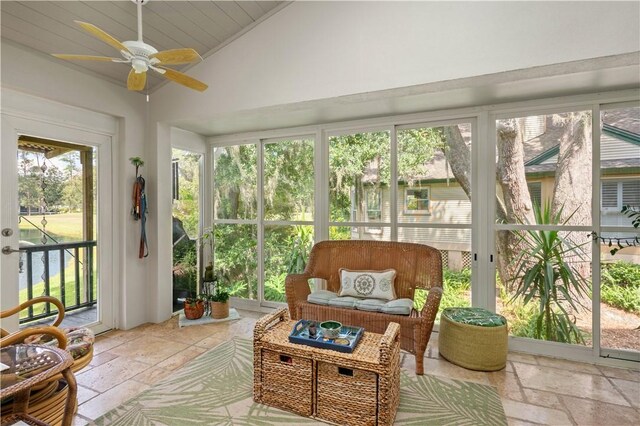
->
[320,321,342,339]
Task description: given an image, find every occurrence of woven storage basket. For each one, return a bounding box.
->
[211,301,229,319]
[316,361,377,426]
[260,349,314,416]
[439,311,508,371]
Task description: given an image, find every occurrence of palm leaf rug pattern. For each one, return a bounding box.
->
[93,338,506,426]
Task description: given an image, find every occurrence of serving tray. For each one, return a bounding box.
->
[288,319,364,353]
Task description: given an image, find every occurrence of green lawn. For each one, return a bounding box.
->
[19,254,97,320]
[19,212,89,240]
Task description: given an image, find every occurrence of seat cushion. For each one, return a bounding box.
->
[307,290,339,306]
[24,326,95,360]
[327,296,359,309]
[355,298,386,312]
[380,298,414,316]
[339,268,397,301]
[442,307,507,327]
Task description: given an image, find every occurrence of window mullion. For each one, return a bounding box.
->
[390,126,398,241]
[257,140,265,304]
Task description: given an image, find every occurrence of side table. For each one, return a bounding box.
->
[0,345,77,426]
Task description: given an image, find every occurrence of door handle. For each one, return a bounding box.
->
[2,246,26,255]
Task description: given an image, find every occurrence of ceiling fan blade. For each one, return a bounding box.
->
[156,67,208,92]
[150,48,202,65]
[74,21,130,54]
[52,54,122,62]
[127,69,147,91]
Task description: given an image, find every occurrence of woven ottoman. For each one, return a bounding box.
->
[439,307,508,371]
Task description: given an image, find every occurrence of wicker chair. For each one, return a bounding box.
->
[285,240,443,375]
[1,296,94,424]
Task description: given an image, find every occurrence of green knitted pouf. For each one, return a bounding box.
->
[439,307,508,371]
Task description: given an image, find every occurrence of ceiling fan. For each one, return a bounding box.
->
[52,0,208,92]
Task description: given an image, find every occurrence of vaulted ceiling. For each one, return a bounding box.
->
[1,1,285,92]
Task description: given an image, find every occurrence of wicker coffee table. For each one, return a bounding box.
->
[254,308,400,426]
[0,344,77,426]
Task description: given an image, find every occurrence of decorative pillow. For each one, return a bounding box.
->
[339,268,397,301]
[307,290,338,306]
[355,298,386,312]
[24,326,95,360]
[381,298,414,316]
[327,296,359,309]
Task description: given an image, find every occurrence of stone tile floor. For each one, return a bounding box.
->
[70,309,639,426]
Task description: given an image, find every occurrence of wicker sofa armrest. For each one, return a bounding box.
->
[419,286,443,322]
[0,325,68,350]
[285,273,313,320]
[0,296,65,338]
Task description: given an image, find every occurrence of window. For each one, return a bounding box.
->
[365,188,381,220]
[601,180,640,210]
[405,187,430,213]
[527,182,542,207]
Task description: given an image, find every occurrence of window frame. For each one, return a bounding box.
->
[403,186,431,215]
[601,179,640,211]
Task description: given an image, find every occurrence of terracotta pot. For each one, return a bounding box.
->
[211,301,229,319]
[184,300,204,320]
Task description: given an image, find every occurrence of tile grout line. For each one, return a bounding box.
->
[603,374,637,409]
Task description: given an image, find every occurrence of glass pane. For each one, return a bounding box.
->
[172,149,201,312]
[264,138,314,221]
[600,105,639,228]
[329,131,390,223]
[214,224,257,300]
[17,144,98,326]
[398,124,472,224]
[264,225,314,302]
[329,226,390,241]
[600,260,640,352]
[599,104,640,353]
[495,229,592,347]
[213,144,257,220]
[495,111,592,226]
[399,227,471,321]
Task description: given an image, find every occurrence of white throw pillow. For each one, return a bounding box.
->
[338,268,397,301]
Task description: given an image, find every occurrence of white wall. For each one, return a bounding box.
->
[1,41,149,330]
[150,1,640,123]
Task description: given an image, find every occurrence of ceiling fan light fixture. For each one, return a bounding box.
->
[131,58,148,73]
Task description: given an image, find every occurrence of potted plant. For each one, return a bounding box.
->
[209,277,230,319]
[184,294,205,320]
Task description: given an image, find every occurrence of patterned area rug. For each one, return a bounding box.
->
[92,338,506,425]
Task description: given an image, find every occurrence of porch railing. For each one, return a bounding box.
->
[20,240,97,324]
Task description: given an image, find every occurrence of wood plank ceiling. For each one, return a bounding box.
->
[1,1,284,92]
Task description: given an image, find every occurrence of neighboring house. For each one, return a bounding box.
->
[351,111,640,269]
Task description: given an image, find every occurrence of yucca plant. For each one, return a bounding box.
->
[509,202,590,344]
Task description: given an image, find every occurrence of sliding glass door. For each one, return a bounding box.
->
[262,137,315,304]
[598,103,640,362]
[327,122,475,322]
[212,144,258,301]
[212,137,315,307]
[491,103,640,362]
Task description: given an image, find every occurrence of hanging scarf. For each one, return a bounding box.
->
[132,175,149,258]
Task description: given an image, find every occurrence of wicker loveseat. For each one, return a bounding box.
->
[285,240,443,375]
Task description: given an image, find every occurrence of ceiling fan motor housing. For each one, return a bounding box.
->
[122,40,158,73]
